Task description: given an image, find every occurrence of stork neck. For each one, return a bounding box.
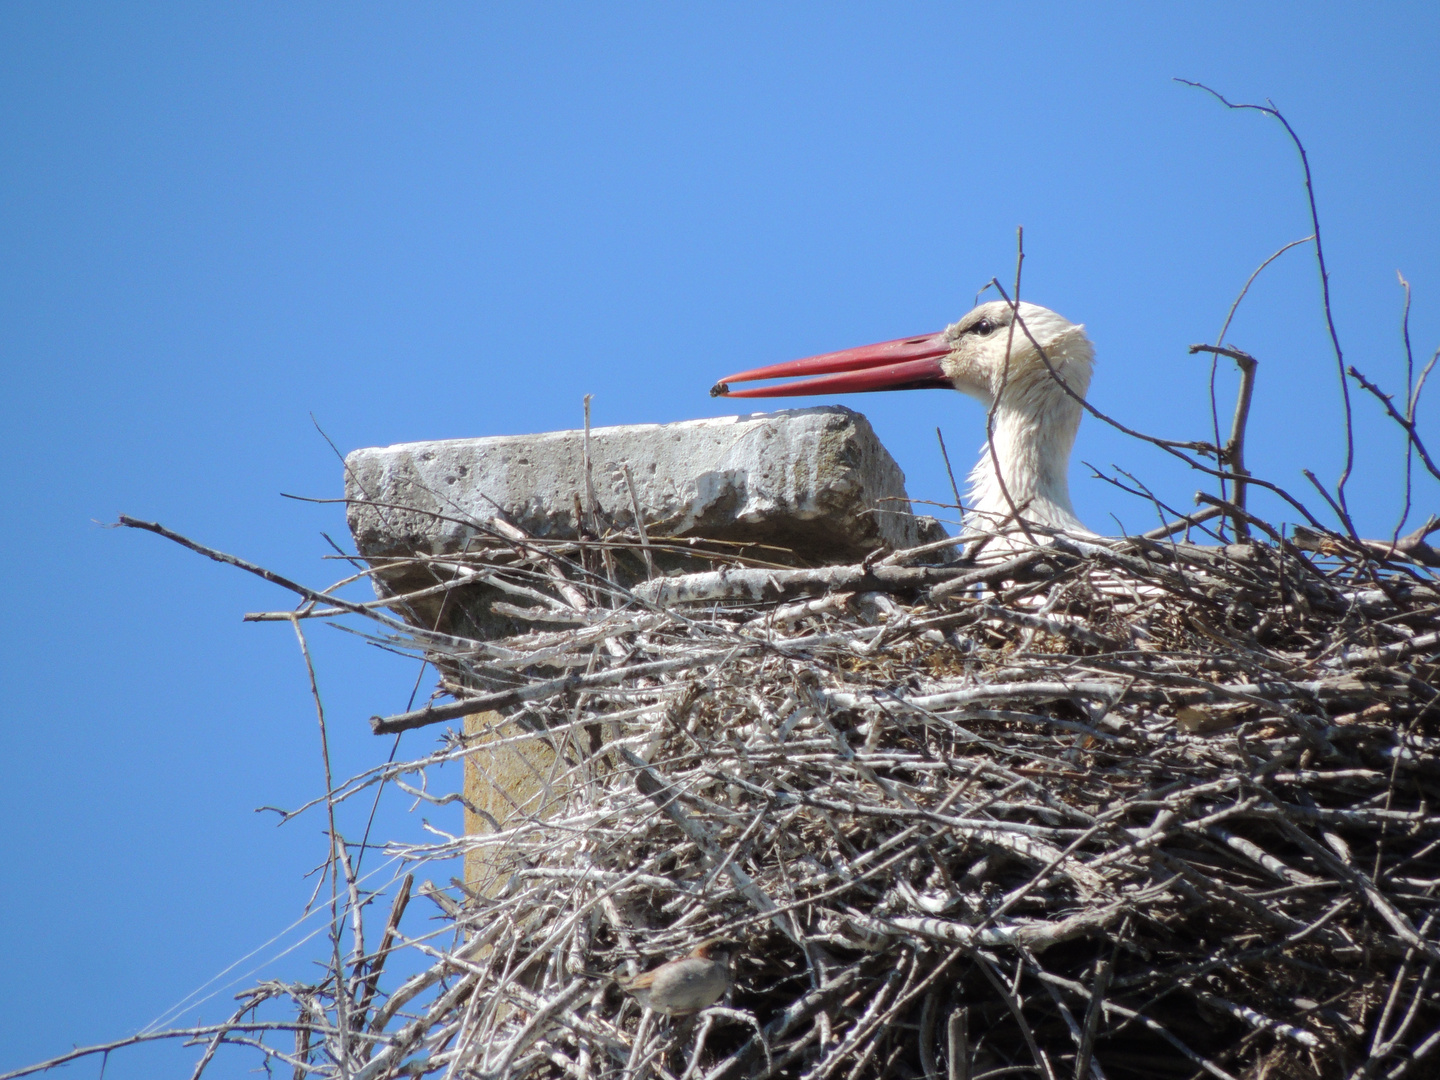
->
[965,394,1085,535]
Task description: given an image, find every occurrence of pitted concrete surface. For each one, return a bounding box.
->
[346,406,946,564]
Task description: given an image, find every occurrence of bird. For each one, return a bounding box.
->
[611,940,733,1015]
[711,301,1094,545]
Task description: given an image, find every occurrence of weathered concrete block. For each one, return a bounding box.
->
[348,406,944,558]
[345,406,950,637]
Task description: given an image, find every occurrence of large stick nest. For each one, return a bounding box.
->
[323,512,1440,1080]
[67,511,1440,1080]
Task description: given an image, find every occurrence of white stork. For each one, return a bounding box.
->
[711,301,1095,543]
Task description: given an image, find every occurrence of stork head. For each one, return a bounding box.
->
[709,300,1092,411]
[936,301,1093,411]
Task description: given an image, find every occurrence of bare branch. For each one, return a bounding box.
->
[1179,79,1358,514]
[1348,363,1440,488]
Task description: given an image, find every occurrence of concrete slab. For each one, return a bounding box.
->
[345,406,950,637]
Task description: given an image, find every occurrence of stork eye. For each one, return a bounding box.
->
[972,319,996,335]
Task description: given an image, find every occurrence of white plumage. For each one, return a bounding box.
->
[935,301,1093,539]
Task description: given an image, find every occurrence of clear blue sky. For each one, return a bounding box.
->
[3,4,1437,1075]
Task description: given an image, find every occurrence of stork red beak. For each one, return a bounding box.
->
[710,331,953,398]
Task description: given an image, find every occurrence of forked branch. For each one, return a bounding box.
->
[1189,344,1258,539]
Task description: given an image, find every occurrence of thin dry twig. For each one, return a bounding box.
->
[1204,235,1313,519]
[1178,79,1358,515]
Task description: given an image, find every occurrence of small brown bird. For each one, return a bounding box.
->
[614,941,733,1015]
